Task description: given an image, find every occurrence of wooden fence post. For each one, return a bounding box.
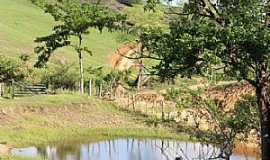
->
[127,94,130,109]
[132,94,135,111]
[89,79,92,96]
[99,83,102,98]
[11,79,15,99]
[161,101,164,121]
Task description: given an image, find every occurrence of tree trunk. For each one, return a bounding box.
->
[0,83,3,97]
[256,74,270,160]
[137,61,142,91]
[78,35,84,94]
[137,43,143,91]
[79,52,84,94]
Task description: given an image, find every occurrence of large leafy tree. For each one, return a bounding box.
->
[142,0,270,159]
[33,0,126,94]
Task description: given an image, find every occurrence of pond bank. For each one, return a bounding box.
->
[0,94,189,157]
[0,94,260,159]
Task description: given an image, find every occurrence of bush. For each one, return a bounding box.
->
[41,63,80,90]
[0,55,24,83]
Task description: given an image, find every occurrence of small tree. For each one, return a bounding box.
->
[0,55,24,83]
[142,0,270,159]
[33,0,126,94]
[188,96,259,160]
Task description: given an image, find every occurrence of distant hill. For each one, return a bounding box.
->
[0,0,166,70]
[0,0,132,68]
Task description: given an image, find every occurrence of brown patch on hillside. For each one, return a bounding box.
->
[109,42,139,70]
[206,82,255,110]
[0,144,11,155]
[234,142,260,158]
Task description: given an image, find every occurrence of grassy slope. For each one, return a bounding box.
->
[0,94,188,160]
[122,5,166,28]
[0,0,128,67]
[0,0,166,74]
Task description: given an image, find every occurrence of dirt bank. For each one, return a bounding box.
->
[109,42,139,70]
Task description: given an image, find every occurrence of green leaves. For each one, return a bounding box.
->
[144,0,160,11]
[142,0,270,84]
[33,0,126,67]
[0,56,24,83]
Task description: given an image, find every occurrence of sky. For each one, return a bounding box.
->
[162,0,188,6]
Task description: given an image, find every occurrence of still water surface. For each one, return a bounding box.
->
[11,139,259,160]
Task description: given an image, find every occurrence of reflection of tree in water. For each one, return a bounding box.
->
[34,139,252,160]
[37,143,81,160]
[36,146,47,160]
[102,139,222,160]
[152,139,221,160]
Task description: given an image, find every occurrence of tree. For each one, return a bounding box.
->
[0,56,24,83]
[33,0,126,94]
[186,94,259,159]
[142,0,270,159]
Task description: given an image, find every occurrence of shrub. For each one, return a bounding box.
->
[42,63,80,90]
[0,55,24,83]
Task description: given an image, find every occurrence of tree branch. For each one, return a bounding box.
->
[119,53,163,61]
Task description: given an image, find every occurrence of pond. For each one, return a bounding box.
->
[11,139,259,160]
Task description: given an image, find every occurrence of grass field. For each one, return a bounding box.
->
[0,0,132,68]
[0,94,188,160]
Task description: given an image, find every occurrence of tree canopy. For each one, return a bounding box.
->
[32,0,127,93]
[142,0,270,83]
[142,0,270,159]
[33,0,126,67]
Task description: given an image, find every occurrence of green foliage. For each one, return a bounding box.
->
[165,86,202,109]
[44,63,80,90]
[30,0,49,8]
[0,56,24,83]
[141,2,270,156]
[86,66,132,89]
[143,0,270,85]
[234,94,260,133]
[123,4,166,28]
[165,87,180,101]
[179,93,259,159]
[86,66,104,85]
[206,96,259,159]
[103,69,131,85]
[144,0,160,11]
[33,0,126,67]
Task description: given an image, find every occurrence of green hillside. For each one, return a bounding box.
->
[0,0,130,67]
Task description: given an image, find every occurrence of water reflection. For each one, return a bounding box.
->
[11,139,259,160]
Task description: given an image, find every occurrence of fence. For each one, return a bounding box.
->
[114,93,179,122]
[10,80,48,98]
[88,79,179,122]
[0,79,179,122]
